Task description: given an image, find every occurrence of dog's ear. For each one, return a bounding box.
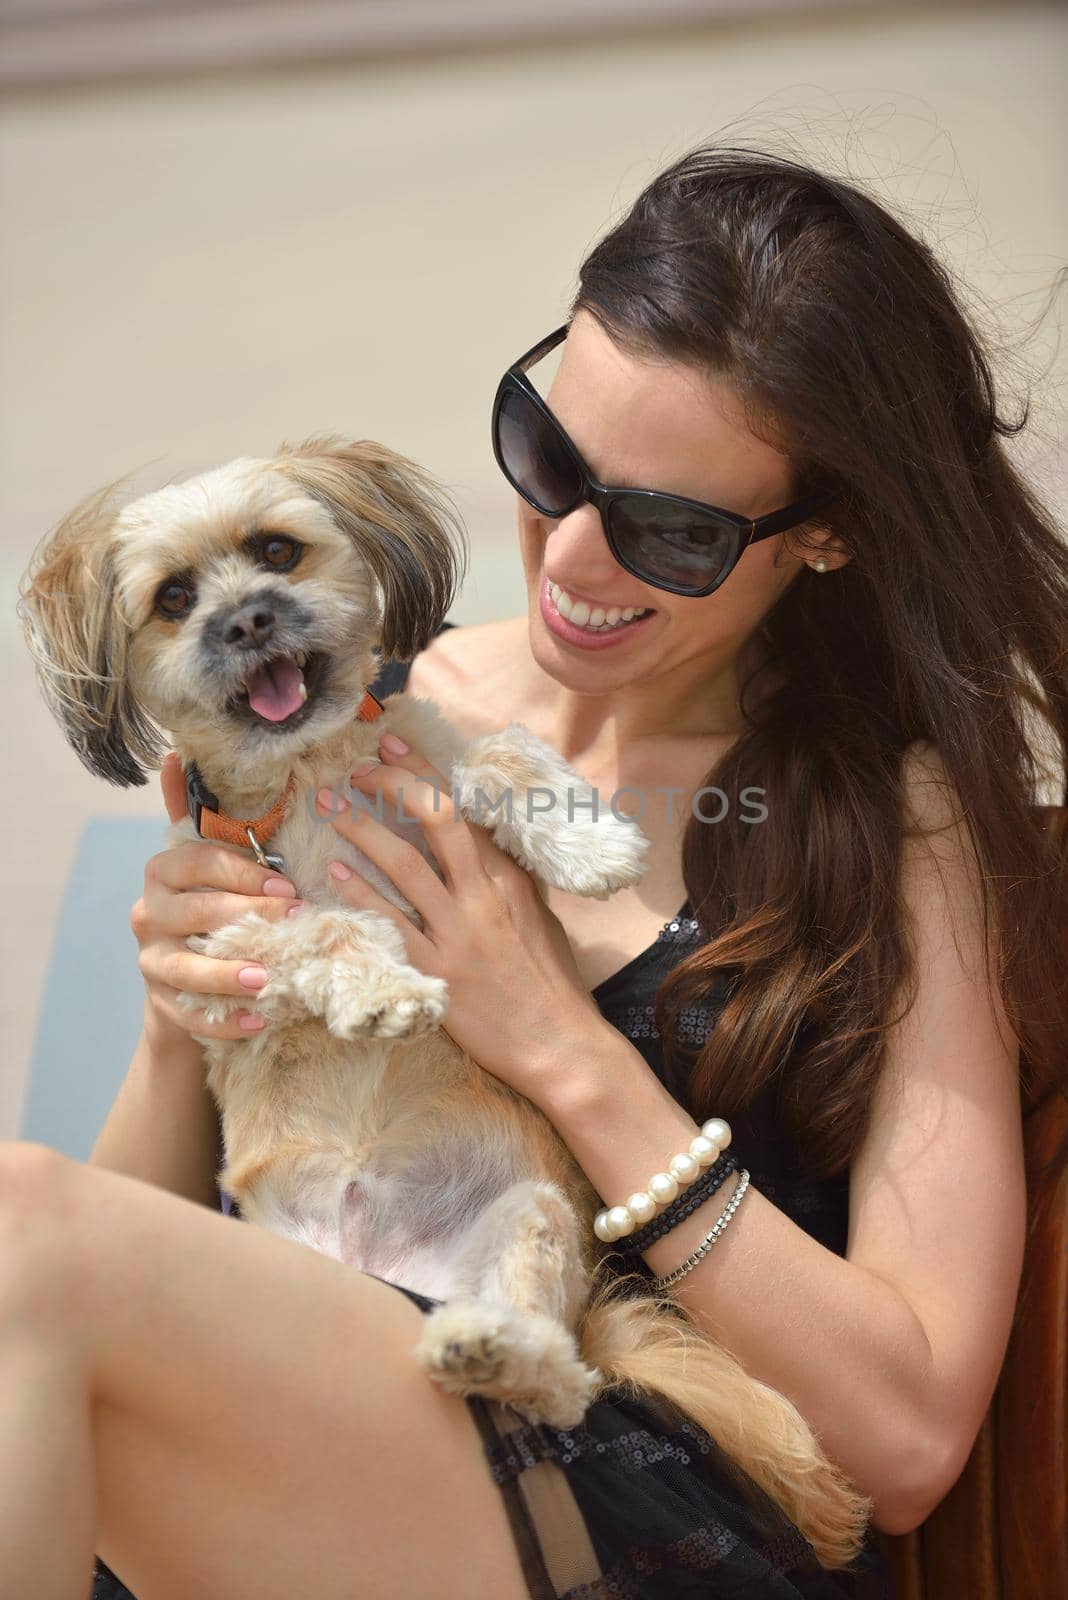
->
[273,435,468,661]
[17,482,166,787]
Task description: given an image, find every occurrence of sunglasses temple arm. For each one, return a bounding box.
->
[750,491,839,540]
[516,324,570,374]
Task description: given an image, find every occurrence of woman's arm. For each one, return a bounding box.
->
[90,999,221,1208]
[322,735,1025,1536]
[90,754,302,1207]
[538,1035,946,1536]
[536,743,1026,1536]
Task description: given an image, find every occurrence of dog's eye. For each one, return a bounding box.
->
[255,535,303,571]
[154,578,196,619]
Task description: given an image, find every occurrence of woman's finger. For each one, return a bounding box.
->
[146,981,267,1041]
[322,865,438,972]
[138,887,302,941]
[371,734,548,891]
[313,789,457,934]
[145,840,298,901]
[345,746,490,890]
[160,752,188,825]
[138,937,276,1003]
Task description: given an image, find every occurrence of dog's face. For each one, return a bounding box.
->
[18,436,467,785]
[115,457,382,758]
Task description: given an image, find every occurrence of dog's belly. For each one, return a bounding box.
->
[210,1025,548,1291]
[338,1181,495,1301]
[249,1139,529,1296]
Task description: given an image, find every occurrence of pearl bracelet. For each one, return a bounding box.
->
[651,1168,751,1291]
[593,1118,732,1243]
[609,1152,738,1258]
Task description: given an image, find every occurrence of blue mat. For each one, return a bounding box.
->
[21,818,168,1161]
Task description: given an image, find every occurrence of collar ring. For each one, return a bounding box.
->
[245,826,286,875]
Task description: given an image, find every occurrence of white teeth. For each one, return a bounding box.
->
[297,681,308,703]
[549,581,648,632]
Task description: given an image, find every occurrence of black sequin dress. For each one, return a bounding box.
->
[93,624,893,1600]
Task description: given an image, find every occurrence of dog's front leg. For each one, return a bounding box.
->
[178,907,447,1040]
[450,724,649,899]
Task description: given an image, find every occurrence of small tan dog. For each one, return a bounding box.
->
[19,436,870,1567]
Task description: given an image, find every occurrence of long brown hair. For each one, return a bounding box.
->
[572,143,1068,1181]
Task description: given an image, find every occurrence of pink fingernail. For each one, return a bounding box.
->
[329,860,353,882]
[263,876,297,897]
[286,902,306,918]
[379,733,409,755]
[238,1013,265,1031]
[238,965,268,989]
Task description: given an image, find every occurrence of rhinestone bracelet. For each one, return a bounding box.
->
[607,1152,738,1258]
[651,1168,751,1291]
[593,1118,732,1244]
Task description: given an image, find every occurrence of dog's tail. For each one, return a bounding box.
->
[576,1269,874,1572]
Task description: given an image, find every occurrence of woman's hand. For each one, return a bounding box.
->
[133,753,302,1046]
[314,733,613,1106]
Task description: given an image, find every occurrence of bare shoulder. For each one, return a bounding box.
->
[898,740,967,835]
[406,617,528,734]
[896,740,987,906]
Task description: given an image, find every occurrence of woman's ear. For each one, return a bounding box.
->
[17,483,165,787]
[273,435,468,660]
[785,524,853,573]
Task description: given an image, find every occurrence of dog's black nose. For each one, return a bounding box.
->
[224,603,275,648]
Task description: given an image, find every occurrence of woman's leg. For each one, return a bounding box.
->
[0,1142,531,1600]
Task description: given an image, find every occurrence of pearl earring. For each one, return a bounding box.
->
[813,559,828,573]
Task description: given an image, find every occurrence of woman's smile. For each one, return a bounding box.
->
[539,573,656,651]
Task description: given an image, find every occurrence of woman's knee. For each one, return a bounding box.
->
[0,1141,85,1324]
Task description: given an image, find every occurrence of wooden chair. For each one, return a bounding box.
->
[871,807,1068,1598]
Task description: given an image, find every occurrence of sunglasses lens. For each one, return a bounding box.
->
[607,496,736,594]
[495,385,583,516]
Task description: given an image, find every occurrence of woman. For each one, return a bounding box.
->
[8,143,1068,1600]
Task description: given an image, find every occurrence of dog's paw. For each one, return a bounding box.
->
[513,1361,603,1431]
[524,807,650,900]
[322,965,449,1041]
[422,1312,510,1386]
[552,809,650,898]
[452,724,650,901]
[189,913,274,964]
[413,1300,602,1429]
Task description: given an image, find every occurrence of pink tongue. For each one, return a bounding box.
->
[245,656,305,721]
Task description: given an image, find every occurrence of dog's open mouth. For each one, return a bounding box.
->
[233,651,327,727]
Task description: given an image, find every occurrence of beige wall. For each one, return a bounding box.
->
[3,3,1065,1133]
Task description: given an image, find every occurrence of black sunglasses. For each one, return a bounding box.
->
[492,324,839,599]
